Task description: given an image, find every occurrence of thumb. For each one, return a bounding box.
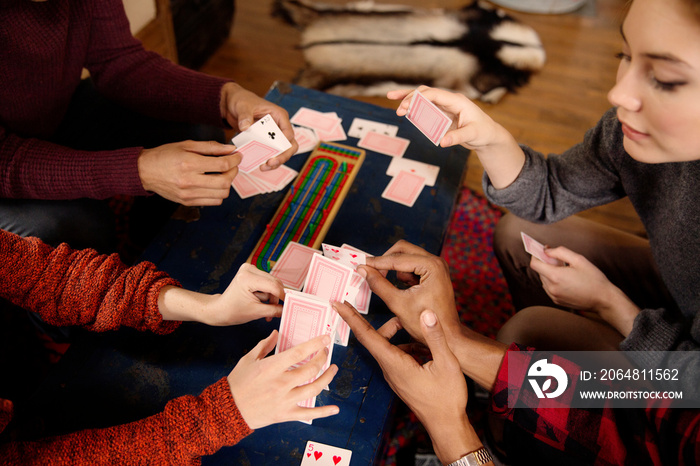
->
[419,310,452,362]
[236,106,254,132]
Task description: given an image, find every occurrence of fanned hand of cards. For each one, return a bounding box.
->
[230,114,297,198]
[405,90,452,146]
[232,114,292,173]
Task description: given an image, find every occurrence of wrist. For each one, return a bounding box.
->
[220,81,240,121]
[425,413,483,465]
[597,286,640,337]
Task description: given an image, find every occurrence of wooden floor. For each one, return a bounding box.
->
[199,0,645,236]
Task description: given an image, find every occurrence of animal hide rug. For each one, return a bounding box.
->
[274,0,546,103]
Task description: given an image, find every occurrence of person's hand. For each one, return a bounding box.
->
[228,331,339,429]
[201,263,286,326]
[157,263,285,326]
[220,82,298,171]
[530,246,640,336]
[387,85,505,150]
[333,301,483,465]
[358,240,462,343]
[387,86,525,190]
[137,140,241,206]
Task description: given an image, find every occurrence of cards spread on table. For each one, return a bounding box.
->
[348,117,399,139]
[406,90,452,146]
[358,130,410,157]
[294,126,320,154]
[521,232,565,266]
[386,157,440,187]
[232,114,292,172]
[301,440,352,466]
[270,241,321,290]
[291,107,343,134]
[381,169,426,207]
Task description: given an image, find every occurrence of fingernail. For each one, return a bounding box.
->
[239,119,252,131]
[356,266,367,279]
[422,310,437,327]
[442,136,452,146]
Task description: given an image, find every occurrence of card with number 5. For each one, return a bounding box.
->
[301,440,352,466]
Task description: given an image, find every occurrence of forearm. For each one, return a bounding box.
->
[426,413,490,465]
[447,326,508,391]
[0,378,252,465]
[158,285,218,325]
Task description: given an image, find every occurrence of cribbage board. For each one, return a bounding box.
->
[248,141,365,272]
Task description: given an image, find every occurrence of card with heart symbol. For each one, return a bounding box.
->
[300,440,351,466]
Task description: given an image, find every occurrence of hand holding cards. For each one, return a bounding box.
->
[406,90,452,146]
[521,232,566,266]
[232,114,292,173]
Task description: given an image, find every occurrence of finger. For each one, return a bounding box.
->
[294,403,340,423]
[332,301,400,365]
[260,140,298,171]
[381,239,432,258]
[376,316,402,340]
[294,364,338,402]
[251,302,284,320]
[386,88,414,101]
[244,330,278,362]
[183,140,237,157]
[288,346,330,385]
[359,264,405,310]
[239,264,286,301]
[276,334,331,371]
[543,245,578,265]
[419,310,453,365]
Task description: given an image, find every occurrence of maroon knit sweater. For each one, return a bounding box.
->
[0,0,231,200]
[0,229,254,464]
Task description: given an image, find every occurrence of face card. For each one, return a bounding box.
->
[235,140,283,174]
[270,242,322,290]
[358,131,410,158]
[303,254,353,303]
[291,107,343,133]
[520,232,566,266]
[348,117,399,139]
[232,114,292,152]
[301,441,352,466]
[406,90,452,146]
[382,170,426,207]
[386,156,440,187]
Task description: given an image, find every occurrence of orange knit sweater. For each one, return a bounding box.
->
[0,229,253,464]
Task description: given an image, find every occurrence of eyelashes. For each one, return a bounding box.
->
[614,52,686,92]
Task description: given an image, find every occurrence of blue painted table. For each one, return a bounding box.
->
[27,83,468,465]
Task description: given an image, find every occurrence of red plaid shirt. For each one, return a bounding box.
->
[491,343,700,465]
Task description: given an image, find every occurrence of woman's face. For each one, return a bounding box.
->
[608,0,700,163]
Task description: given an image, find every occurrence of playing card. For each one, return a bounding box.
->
[386,157,440,187]
[235,140,284,174]
[349,270,371,315]
[303,254,354,303]
[348,117,399,139]
[248,164,298,192]
[358,131,410,157]
[231,172,262,199]
[291,107,343,134]
[321,243,366,270]
[381,170,426,207]
[232,114,292,153]
[315,119,347,142]
[301,440,352,466]
[294,126,319,154]
[406,90,452,146]
[520,232,565,266]
[276,290,335,363]
[270,242,322,290]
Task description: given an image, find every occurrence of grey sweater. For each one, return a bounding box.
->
[484,108,700,386]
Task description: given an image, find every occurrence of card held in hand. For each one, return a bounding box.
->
[520,232,565,266]
[303,254,354,303]
[406,90,452,146]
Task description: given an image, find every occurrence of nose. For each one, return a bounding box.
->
[608,65,642,112]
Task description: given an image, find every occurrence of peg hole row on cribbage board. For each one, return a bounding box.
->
[248,142,365,272]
